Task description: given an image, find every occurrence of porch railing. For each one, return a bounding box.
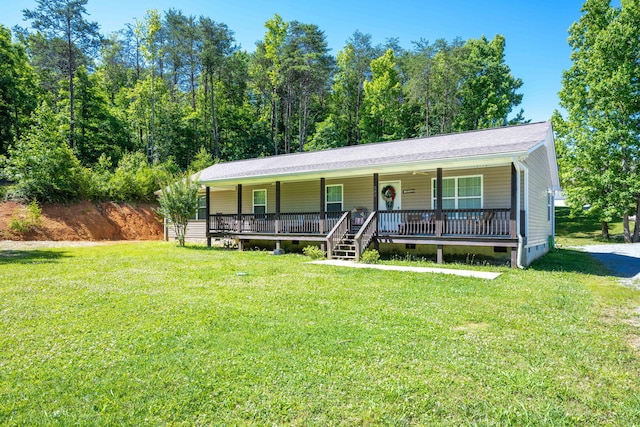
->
[354,211,378,261]
[326,211,351,259]
[210,208,513,238]
[377,208,512,237]
[209,211,345,235]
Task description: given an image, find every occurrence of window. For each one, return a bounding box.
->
[325,184,343,212]
[253,189,267,214]
[190,195,207,220]
[432,175,482,209]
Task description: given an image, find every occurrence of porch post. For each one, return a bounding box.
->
[275,181,280,250]
[237,184,243,236]
[320,178,326,234]
[436,168,443,237]
[206,186,211,247]
[510,164,517,238]
[510,163,518,267]
[373,173,379,249]
[373,173,379,211]
[436,168,444,264]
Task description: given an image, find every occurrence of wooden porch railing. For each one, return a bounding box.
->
[377,208,512,237]
[210,208,514,238]
[209,211,345,234]
[354,211,378,261]
[326,211,351,260]
[442,208,511,236]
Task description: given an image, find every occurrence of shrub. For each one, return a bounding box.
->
[9,200,43,234]
[360,249,380,264]
[302,245,326,260]
[156,174,199,247]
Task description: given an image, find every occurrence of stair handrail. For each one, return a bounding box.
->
[325,211,351,259]
[354,211,378,261]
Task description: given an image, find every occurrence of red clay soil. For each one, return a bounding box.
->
[0,200,163,241]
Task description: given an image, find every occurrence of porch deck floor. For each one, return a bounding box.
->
[308,259,501,280]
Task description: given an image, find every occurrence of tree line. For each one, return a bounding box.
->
[0,0,526,203]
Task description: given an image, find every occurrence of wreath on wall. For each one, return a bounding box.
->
[381,185,396,202]
[381,185,396,210]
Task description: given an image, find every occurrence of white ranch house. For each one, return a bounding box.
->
[167,121,560,267]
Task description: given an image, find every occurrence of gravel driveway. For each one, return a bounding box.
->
[580,243,640,288]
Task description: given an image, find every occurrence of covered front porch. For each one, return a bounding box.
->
[204,166,523,267]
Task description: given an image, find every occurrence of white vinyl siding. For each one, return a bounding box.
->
[524,145,554,245]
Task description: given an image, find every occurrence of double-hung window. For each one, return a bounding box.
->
[190,195,207,220]
[325,184,343,212]
[253,189,267,215]
[432,175,482,209]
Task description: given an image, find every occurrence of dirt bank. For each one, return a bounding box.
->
[0,201,163,241]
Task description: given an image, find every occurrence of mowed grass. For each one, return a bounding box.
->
[555,206,631,247]
[1,242,640,425]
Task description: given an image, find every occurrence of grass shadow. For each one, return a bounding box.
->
[582,251,640,280]
[0,249,70,265]
[528,248,611,276]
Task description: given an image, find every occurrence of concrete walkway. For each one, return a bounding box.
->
[309,259,501,280]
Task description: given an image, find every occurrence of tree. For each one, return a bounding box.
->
[360,49,403,143]
[280,21,332,152]
[0,25,39,155]
[138,9,162,162]
[199,17,235,159]
[157,174,199,247]
[454,34,525,131]
[253,14,288,155]
[2,103,86,202]
[329,30,376,145]
[22,0,101,149]
[555,0,640,241]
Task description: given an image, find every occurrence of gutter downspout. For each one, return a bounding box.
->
[514,159,529,269]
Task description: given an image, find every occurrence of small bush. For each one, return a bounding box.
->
[302,245,325,260]
[9,201,43,234]
[360,249,380,264]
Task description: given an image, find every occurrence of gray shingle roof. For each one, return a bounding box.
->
[198,121,552,184]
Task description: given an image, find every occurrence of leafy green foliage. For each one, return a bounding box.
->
[8,200,43,233]
[360,248,380,264]
[156,175,199,246]
[0,25,39,156]
[2,103,86,202]
[6,6,528,201]
[302,245,325,259]
[555,0,640,241]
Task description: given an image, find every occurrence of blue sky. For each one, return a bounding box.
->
[1,0,589,122]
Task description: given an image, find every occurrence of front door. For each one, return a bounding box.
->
[378,180,401,232]
[379,180,401,211]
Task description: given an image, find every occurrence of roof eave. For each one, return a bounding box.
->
[198,151,527,187]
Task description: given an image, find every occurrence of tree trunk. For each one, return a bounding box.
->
[355,80,363,145]
[601,221,610,240]
[271,87,278,155]
[623,214,632,243]
[67,16,75,149]
[633,197,640,243]
[210,72,219,160]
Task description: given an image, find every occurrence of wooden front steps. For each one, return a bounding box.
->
[331,234,357,261]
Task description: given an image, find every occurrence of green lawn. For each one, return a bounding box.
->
[1,242,640,425]
[555,206,631,247]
